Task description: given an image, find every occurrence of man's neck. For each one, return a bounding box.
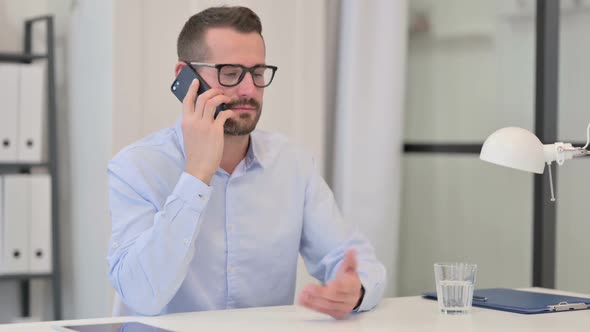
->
[220,134,250,175]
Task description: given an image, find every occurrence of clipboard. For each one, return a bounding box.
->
[423,288,590,314]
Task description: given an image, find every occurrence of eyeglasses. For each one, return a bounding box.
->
[187,62,278,88]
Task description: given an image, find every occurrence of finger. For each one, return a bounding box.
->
[203,95,231,121]
[331,275,364,295]
[329,280,360,300]
[298,291,351,319]
[303,283,349,298]
[299,299,347,319]
[214,109,235,126]
[338,250,358,276]
[182,79,200,116]
[194,88,224,119]
[300,285,353,314]
[299,290,348,312]
[308,282,357,304]
[299,300,348,320]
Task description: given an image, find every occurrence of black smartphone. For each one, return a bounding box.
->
[170,63,227,118]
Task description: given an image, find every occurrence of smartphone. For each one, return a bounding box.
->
[170,63,227,118]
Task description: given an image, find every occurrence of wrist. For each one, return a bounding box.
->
[185,168,213,185]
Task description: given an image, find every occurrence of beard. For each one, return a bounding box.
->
[223,97,262,136]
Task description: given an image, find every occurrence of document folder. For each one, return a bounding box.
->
[18,62,46,162]
[423,288,590,314]
[1,175,30,274]
[29,174,52,273]
[0,64,20,162]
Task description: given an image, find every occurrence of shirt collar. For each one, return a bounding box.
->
[174,116,268,170]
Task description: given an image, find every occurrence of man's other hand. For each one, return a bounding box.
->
[297,250,363,319]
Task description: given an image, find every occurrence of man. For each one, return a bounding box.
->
[107,6,385,319]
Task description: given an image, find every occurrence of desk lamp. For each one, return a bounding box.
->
[479,123,590,201]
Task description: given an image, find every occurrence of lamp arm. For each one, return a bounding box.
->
[543,143,589,166]
[543,122,590,164]
[542,126,589,202]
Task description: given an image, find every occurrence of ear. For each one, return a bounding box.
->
[174,61,186,77]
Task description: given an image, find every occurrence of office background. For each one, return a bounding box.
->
[0,0,588,324]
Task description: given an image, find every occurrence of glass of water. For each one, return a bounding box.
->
[434,262,477,314]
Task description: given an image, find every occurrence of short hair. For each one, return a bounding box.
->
[177,6,263,62]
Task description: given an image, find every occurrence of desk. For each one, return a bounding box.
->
[2,288,590,332]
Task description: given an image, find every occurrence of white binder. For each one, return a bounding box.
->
[17,63,46,162]
[1,175,30,274]
[29,174,52,273]
[0,64,20,162]
[0,177,3,267]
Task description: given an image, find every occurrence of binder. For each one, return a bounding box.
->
[0,175,30,274]
[0,64,20,162]
[29,174,52,273]
[423,288,590,314]
[17,62,47,162]
[0,177,3,265]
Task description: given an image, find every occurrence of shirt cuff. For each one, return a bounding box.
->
[354,275,382,312]
[352,284,365,312]
[172,172,213,212]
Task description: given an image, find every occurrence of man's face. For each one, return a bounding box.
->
[199,28,266,136]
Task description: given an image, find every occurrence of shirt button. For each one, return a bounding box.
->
[112,242,119,249]
[183,238,190,246]
[227,224,234,232]
[228,265,235,273]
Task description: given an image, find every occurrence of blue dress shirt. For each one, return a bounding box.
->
[107,119,386,316]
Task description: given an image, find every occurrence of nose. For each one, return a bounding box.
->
[236,71,257,96]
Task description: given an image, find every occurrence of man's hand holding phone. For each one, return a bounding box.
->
[181,79,234,185]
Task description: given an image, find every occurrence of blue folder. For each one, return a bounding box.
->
[423,288,590,314]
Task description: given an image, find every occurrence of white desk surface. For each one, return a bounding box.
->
[3,288,590,332]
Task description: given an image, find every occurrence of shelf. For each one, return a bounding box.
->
[0,15,62,320]
[0,274,52,281]
[0,53,48,63]
[0,162,50,168]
